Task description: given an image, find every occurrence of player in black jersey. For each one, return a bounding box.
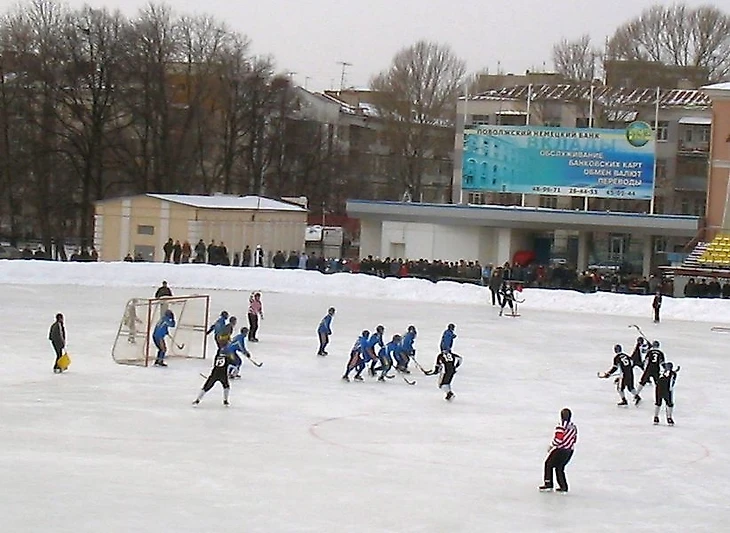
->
[599,344,641,406]
[430,350,462,400]
[193,350,232,406]
[654,361,678,426]
[630,337,646,369]
[636,340,665,397]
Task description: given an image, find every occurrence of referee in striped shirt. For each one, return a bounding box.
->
[540,408,578,492]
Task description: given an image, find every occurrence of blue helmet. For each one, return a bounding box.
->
[165,309,174,319]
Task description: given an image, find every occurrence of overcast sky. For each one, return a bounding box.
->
[0,0,720,91]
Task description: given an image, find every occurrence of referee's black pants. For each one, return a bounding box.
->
[543,448,574,490]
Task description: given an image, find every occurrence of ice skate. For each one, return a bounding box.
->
[555,487,568,493]
[223,400,229,406]
[538,485,553,491]
[667,417,674,426]
[445,391,455,401]
[634,395,642,406]
[653,416,659,425]
[353,375,363,381]
[192,399,200,406]
[341,375,350,382]
[617,399,628,406]
[377,376,385,382]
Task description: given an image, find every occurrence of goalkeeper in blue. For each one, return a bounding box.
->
[152,309,176,367]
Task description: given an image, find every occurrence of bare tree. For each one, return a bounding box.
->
[552,34,599,83]
[608,4,730,80]
[370,40,465,200]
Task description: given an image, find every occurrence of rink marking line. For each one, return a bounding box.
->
[309,413,713,473]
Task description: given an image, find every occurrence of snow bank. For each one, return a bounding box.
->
[0,259,726,323]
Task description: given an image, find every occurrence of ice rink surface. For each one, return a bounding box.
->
[0,265,728,532]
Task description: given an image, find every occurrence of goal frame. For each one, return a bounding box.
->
[111,294,210,367]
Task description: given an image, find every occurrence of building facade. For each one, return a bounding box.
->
[94,194,307,262]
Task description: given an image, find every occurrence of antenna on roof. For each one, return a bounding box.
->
[337,61,352,94]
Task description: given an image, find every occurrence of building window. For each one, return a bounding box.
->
[680,198,689,215]
[694,199,706,216]
[655,159,667,180]
[137,225,155,235]
[654,237,667,253]
[700,126,711,143]
[467,192,485,205]
[471,114,490,126]
[608,234,627,261]
[544,120,561,128]
[539,195,558,208]
[575,117,589,128]
[655,121,669,141]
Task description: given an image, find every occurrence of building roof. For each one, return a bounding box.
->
[701,82,730,91]
[146,194,307,212]
[346,200,700,237]
[465,84,711,109]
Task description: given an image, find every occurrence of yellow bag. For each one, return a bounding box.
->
[58,352,71,371]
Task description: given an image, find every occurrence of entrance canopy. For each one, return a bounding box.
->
[347,200,700,238]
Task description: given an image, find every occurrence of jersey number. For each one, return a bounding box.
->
[215,357,227,367]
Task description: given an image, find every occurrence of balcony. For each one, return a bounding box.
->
[677,140,709,156]
[674,175,707,192]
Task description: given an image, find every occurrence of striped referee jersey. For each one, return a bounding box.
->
[552,421,578,450]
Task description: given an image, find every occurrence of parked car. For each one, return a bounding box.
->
[0,244,21,259]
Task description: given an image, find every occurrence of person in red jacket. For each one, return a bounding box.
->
[540,408,578,492]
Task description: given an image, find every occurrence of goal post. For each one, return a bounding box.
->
[112,294,211,367]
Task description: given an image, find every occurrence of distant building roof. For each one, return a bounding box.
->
[146,194,307,212]
[701,81,730,91]
[465,85,711,109]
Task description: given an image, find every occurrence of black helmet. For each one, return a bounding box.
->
[230,316,237,324]
[328,307,335,315]
[614,344,622,354]
[447,323,455,330]
[361,329,370,338]
[240,327,249,335]
[221,310,229,319]
[663,361,673,371]
[392,334,402,342]
[376,325,384,333]
[560,408,572,422]
[652,340,660,348]
[408,325,417,334]
[636,336,644,344]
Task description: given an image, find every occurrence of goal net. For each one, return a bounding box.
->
[112,294,211,366]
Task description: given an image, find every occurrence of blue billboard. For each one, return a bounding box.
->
[462,123,655,199]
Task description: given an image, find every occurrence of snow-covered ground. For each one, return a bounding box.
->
[0,261,728,532]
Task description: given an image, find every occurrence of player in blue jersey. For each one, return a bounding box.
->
[206,310,229,353]
[317,307,336,356]
[377,334,402,381]
[440,323,457,354]
[152,309,176,367]
[398,325,417,373]
[224,327,251,379]
[342,330,369,382]
[365,325,385,377]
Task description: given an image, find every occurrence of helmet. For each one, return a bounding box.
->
[408,325,417,334]
[652,340,660,348]
[240,327,249,335]
[361,330,370,338]
[165,309,174,319]
[221,310,229,319]
[637,336,644,344]
[230,316,237,324]
[392,334,402,342]
[447,323,455,330]
[663,361,673,371]
[328,307,335,315]
[560,408,572,422]
[376,325,384,334]
[614,344,622,354]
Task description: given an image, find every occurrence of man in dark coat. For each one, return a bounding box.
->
[49,313,66,373]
